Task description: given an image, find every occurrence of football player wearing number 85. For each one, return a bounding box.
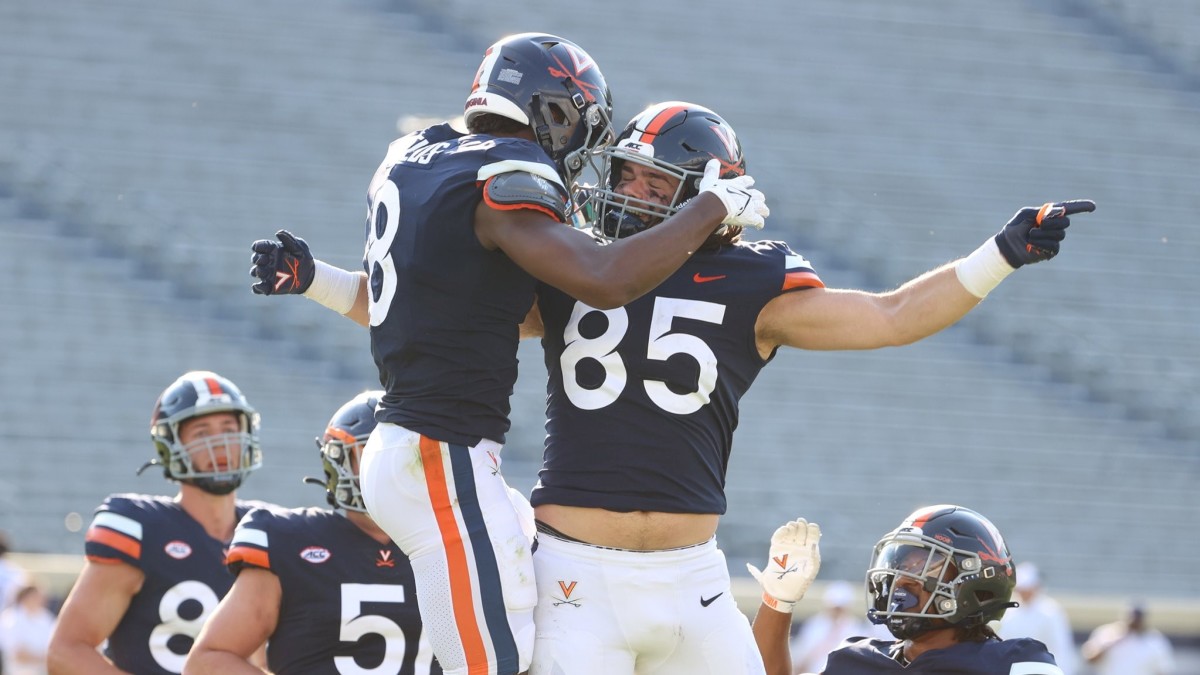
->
[525,102,1091,674]
[247,32,766,675]
[49,371,275,675]
[185,392,448,675]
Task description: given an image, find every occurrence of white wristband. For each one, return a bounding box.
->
[761,592,795,615]
[303,260,359,315]
[955,238,1016,299]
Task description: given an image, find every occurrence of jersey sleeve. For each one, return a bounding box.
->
[1001,638,1064,673]
[225,507,277,575]
[774,240,824,291]
[83,495,151,568]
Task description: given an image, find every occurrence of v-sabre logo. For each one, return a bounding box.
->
[772,553,798,579]
[552,580,581,608]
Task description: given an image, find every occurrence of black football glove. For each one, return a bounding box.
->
[250,230,315,295]
[994,199,1095,268]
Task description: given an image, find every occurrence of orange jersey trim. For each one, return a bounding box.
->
[783,272,825,290]
[85,555,130,565]
[227,544,271,570]
[419,435,489,673]
[86,526,141,560]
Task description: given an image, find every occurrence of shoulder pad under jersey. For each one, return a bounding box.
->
[483,170,570,223]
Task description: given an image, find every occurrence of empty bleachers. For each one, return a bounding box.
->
[0,0,1196,600]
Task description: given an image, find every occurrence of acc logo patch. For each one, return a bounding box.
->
[300,546,332,564]
[617,138,655,158]
[164,541,192,560]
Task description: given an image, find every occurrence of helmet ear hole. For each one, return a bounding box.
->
[548,102,568,125]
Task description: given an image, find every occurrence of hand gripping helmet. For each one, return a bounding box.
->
[865,505,1016,640]
[307,391,381,513]
[147,371,262,495]
[465,33,614,184]
[593,101,746,240]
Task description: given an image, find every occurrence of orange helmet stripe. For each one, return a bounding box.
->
[634,104,688,145]
[324,427,357,446]
[204,377,224,396]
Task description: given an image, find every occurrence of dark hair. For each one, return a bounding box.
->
[467,112,528,136]
[700,226,743,251]
[955,620,1000,643]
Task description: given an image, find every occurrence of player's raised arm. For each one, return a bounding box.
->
[749,519,822,675]
[476,159,767,309]
[755,200,1095,354]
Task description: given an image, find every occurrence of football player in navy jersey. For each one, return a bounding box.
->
[185,391,448,675]
[757,505,1063,675]
[522,102,1091,675]
[48,371,269,675]
[247,33,767,675]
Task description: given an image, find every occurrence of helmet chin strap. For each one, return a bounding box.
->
[600,208,650,240]
[188,476,240,496]
[135,459,162,476]
[887,616,940,640]
[868,586,943,640]
[302,476,339,509]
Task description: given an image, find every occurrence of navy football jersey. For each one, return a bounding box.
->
[83,493,264,674]
[822,636,1062,674]
[531,240,823,514]
[226,507,440,675]
[363,122,569,447]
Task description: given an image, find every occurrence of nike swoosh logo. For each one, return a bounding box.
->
[700,592,724,607]
[693,273,727,283]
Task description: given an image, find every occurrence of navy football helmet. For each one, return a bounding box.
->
[465,33,614,184]
[593,101,745,240]
[866,505,1017,640]
[308,391,381,513]
[147,371,262,495]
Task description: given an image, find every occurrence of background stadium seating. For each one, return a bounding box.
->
[1,0,1196,619]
